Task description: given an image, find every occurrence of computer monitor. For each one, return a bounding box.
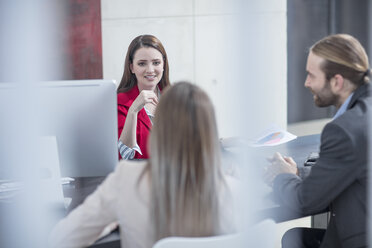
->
[35,80,118,177]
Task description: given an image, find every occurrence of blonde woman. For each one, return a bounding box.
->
[50,82,239,248]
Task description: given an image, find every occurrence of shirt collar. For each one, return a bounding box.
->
[333,92,354,120]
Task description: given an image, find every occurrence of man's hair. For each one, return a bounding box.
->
[311,34,370,86]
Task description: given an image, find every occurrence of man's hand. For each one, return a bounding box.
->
[263,152,298,186]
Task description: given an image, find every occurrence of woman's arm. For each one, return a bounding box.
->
[119,107,138,148]
[49,166,122,248]
[119,90,158,148]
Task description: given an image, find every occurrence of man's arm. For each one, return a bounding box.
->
[270,123,358,216]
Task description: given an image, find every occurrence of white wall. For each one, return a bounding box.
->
[101,0,287,138]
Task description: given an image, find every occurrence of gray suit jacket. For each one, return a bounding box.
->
[273,83,371,248]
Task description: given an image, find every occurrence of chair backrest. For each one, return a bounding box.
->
[152,233,244,248]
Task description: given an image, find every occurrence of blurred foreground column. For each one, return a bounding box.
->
[0,1,66,247]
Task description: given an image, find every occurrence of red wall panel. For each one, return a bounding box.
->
[67,0,102,79]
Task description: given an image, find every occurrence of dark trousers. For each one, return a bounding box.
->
[282,228,326,248]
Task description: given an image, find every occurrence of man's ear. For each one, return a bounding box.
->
[330,74,344,93]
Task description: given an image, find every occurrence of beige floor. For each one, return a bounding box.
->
[271,118,331,248]
[287,118,331,136]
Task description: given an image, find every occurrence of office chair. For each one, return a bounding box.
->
[152,233,244,248]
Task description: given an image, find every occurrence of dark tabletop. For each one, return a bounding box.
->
[253,134,321,223]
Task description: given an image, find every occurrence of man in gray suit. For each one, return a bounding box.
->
[265,34,371,248]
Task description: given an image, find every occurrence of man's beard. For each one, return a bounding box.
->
[312,82,339,107]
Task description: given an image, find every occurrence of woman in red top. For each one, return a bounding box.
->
[117,35,170,160]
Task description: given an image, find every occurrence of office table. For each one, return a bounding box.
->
[66,134,322,247]
[253,133,320,167]
[0,134,321,247]
[220,134,321,224]
[250,134,329,226]
[0,176,120,247]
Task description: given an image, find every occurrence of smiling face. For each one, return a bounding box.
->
[304,51,339,107]
[130,47,164,92]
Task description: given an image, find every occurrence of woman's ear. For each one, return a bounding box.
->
[130,63,134,74]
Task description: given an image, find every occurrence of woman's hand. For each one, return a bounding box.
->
[129,90,158,114]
